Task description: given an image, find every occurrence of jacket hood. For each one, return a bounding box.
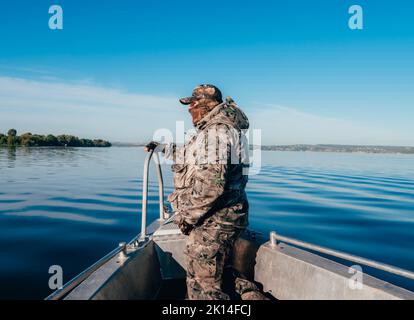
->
[196,97,249,131]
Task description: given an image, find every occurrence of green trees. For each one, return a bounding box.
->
[91,139,111,147]
[46,134,59,146]
[57,135,81,147]
[0,129,111,147]
[0,134,7,145]
[20,132,34,146]
[7,129,18,146]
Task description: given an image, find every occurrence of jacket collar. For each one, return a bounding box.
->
[195,101,227,130]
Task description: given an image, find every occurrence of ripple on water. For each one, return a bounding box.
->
[1,148,414,298]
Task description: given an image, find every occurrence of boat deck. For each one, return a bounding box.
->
[153,217,183,238]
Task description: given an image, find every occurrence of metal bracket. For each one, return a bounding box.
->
[270,231,278,248]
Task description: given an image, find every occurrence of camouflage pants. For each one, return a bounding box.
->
[185,220,242,300]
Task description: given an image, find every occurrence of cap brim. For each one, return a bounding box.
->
[179,97,194,105]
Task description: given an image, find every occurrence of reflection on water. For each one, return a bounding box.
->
[6,147,16,168]
[0,147,414,299]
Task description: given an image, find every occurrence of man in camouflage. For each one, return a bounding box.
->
[146,84,264,300]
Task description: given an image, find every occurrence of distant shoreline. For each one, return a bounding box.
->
[2,144,412,155]
[110,142,414,155]
[260,144,414,154]
[0,129,111,148]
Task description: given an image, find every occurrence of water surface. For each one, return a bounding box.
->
[0,147,413,299]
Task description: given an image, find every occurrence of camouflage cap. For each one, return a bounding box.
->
[179,84,223,105]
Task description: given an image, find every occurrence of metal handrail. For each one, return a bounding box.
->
[139,150,167,242]
[46,150,167,300]
[270,231,414,281]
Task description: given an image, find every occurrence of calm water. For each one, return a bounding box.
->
[1,147,414,299]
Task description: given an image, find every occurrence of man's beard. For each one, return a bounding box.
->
[189,106,207,125]
[189,99,219,126]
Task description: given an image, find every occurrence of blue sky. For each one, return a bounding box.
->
[0,0,413,145]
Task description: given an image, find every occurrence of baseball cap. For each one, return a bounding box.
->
[179,84,223,105]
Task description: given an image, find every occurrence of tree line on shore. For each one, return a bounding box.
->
[0,129,111,147]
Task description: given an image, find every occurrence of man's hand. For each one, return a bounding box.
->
[173,214,194,235]
[144,141,165,153]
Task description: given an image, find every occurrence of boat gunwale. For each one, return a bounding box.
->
[45,219,164,300]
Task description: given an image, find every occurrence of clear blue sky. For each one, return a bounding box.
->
[1,0,413,145]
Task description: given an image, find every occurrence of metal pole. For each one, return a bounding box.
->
[153,152,166,221]
[270,232,414,281]
[140,150,153,242]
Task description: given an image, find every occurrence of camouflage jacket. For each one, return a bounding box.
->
[165,98,250,228]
